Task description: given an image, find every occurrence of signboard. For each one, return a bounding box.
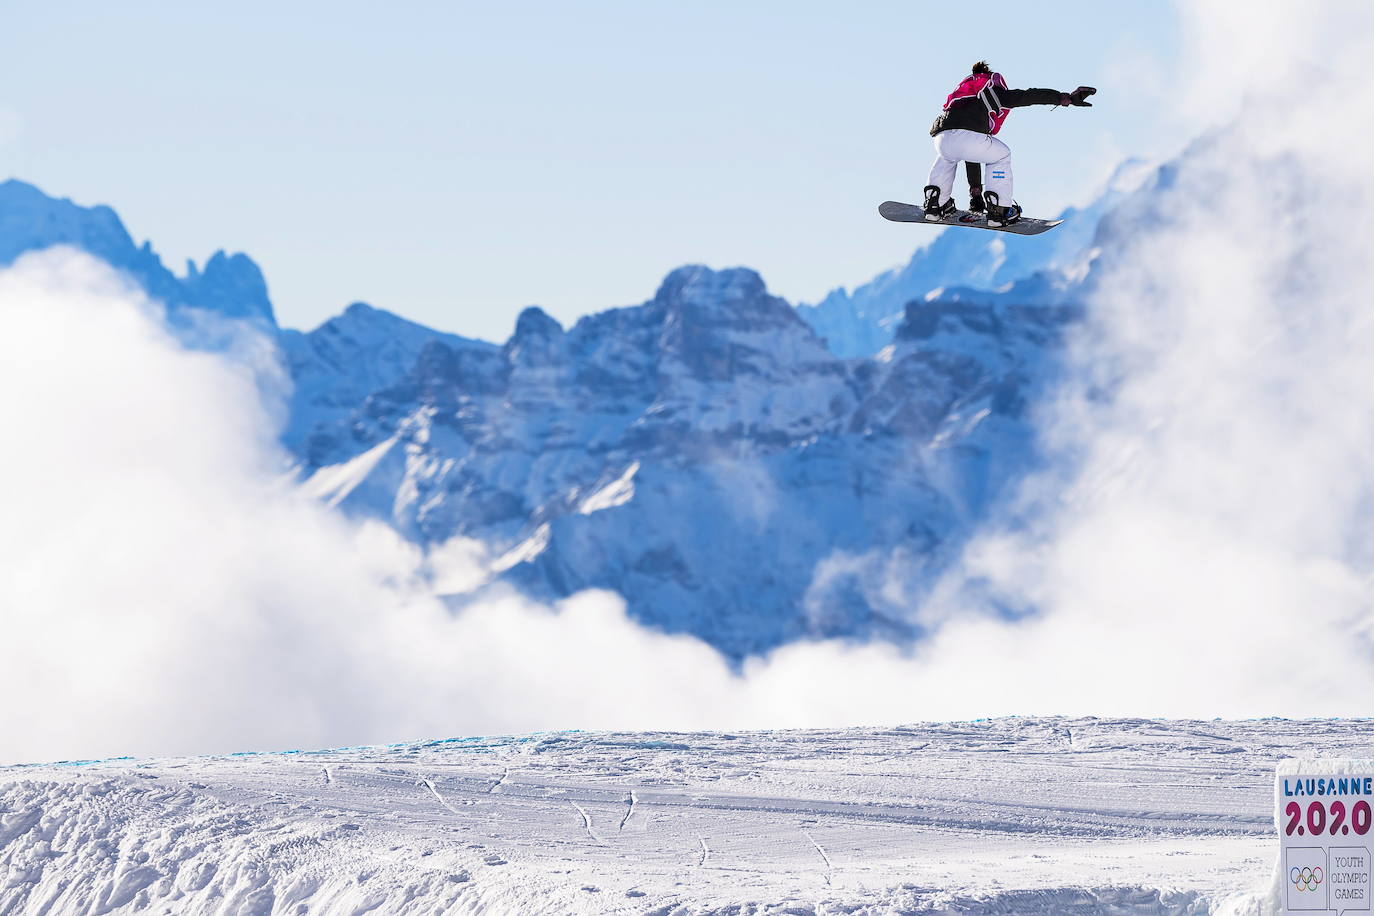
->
[1278,762,1374,914]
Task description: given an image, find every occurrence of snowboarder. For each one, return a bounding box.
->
[924,62,1095,227]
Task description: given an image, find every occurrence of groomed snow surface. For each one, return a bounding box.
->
[1,716,1347,915]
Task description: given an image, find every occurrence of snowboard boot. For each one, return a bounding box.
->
[983,190,1022,228]
[923,185,956,221]
[967,185,985,214]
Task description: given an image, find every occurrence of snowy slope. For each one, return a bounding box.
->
[0,716,1332,914]
[280,302,497,454]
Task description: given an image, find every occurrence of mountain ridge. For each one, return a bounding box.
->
[0,174,1124,656]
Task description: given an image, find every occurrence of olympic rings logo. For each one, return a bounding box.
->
[1291,866,1325,892]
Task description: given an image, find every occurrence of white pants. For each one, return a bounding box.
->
[927,129,1013,206]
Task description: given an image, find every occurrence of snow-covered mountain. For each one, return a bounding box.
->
[0,179,482,449]
[0,179,274,335]
[0,175,1118,658]
[280,302,495,454]
[294,267,1077,656]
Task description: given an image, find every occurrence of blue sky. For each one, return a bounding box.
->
[0,1,1184,341]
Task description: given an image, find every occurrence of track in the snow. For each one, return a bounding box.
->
[3,716,1363,914]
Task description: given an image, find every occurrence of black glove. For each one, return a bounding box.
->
[1068,86,1096,107]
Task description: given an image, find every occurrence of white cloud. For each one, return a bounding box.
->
[0,251,931,761]
[901,0,1374,716]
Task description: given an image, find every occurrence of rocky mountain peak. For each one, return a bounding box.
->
[0,180,277,332]
[512,305,563,339]
[185,250,273,326]
[654,265,767,308]
[504,305,565,364]
[652,265,799,330]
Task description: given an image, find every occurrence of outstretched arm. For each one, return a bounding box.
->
[994,87,1067,109]
[965,162,982,189]
[994,85,1096,109]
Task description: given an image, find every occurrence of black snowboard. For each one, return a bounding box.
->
[879,200,1062,236]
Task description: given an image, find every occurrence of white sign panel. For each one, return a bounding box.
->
[1278,765,1374,915]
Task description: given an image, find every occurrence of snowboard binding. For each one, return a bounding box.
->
[983,190,1022,228]
[923,185,956,221]
[967,184,985,214]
